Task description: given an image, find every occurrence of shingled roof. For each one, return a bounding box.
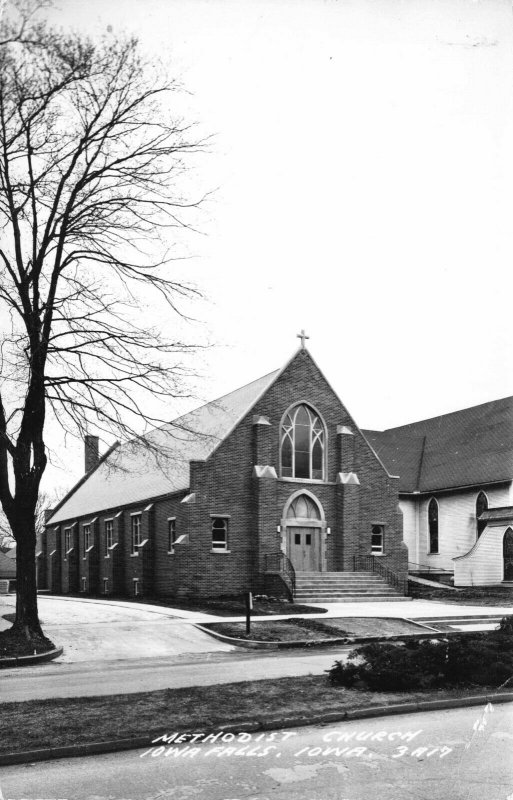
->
[48,369,280,524]
[363,396,513,494]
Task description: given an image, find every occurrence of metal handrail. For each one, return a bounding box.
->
[408,561,452,574]
[264,551,296,599]
[353,554,408,595]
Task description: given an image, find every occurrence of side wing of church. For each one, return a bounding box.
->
[43,347,409,601]
[365,396,513,587]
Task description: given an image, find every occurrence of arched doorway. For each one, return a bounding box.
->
[282,492,324,572]
[504,528,513,582]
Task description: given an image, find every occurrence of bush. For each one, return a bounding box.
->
[328,640,446,691]
[327,623,513,692]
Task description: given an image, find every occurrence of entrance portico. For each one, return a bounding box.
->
[281,491,327,572]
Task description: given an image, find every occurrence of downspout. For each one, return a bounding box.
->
[414,436,427,567]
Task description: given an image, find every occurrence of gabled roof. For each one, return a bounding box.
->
[363,395,513,494]
[48,368,280,524]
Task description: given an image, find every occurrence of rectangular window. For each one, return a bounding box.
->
[83,524,91,555]
[64,527,72,554]
[371,525,384,555]
[168,518,177,553]
[81,577,87,592]
[131,514,142,555]
[103,578,109,594]
[133,578,140,596]
[212,517,228,551]
[105,520,113,553]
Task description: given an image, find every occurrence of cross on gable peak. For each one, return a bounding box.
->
[297,329,310,349]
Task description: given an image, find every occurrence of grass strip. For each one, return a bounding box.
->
[1,676,512,755]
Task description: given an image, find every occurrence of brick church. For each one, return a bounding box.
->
[43,340,409,601]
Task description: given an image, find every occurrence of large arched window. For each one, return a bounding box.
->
[476,491,488,538]
[280,404,325,480]
[428,498,439,554]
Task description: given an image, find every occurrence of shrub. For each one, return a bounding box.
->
[327,629,513,692]
[327,640,446,691]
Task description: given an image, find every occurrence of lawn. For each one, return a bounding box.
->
[0,627,55,657]
[409,583,513,606]
[1,675,509,756]
[205,616,428,642]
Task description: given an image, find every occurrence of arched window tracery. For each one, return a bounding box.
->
[280,404,325,480]
[286,494,322,520]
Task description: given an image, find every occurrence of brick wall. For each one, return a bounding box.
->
[45,349,406,598]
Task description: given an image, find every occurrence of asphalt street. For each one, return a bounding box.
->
[0,646,353,701]
[2,704,512,800]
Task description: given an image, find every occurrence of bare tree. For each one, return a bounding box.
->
[0,488,62,552]
[0,1,205,643]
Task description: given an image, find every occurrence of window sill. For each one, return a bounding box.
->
[130,553,139,557]
[279,477,327,485]
[167,550,174,555]
[211,549,231,554]
[427,553,440,556]
[104,555,110,559]
[371,552,385,557]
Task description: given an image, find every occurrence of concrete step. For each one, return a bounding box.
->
[294,589,400,597]
[295,572,386,577]
[295,595,412,603]
[295,580,390,588]
[293,570,408,603]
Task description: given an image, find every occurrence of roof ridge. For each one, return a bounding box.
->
[154,368,281,432]
[383,394,513,432]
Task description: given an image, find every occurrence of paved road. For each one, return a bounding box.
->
[2,705,512,799]
[0,646,354,702]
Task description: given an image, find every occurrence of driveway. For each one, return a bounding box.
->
[0,594,234,662]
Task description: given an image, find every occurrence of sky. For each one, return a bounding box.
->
[39,0,513,493]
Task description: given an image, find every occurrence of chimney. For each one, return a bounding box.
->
[84,435,100,473]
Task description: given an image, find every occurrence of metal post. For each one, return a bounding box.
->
[245,591,253,635]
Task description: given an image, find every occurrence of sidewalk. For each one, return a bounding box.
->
[2,593,511,663]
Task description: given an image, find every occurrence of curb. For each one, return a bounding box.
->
[1,692,512,766]
[0,646,63,668]
[195,623,498,650]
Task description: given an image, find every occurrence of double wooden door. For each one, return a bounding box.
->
[286,526,321,571]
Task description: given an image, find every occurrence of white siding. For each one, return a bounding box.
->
[404,484,511,573]
[399,499,418,565]
[454,524,510,586]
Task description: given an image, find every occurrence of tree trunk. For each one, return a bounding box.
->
[12,515,44,641]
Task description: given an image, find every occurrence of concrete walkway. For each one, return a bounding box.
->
[0,594,234,662]
[1,594,512,663]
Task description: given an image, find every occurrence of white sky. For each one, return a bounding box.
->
[42,0,513,493]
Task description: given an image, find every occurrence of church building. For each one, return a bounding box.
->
[43,340,513,599]
[44,342,409,602]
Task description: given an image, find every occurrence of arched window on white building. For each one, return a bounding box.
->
[428,497,439,554]
[476,491,488,538]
